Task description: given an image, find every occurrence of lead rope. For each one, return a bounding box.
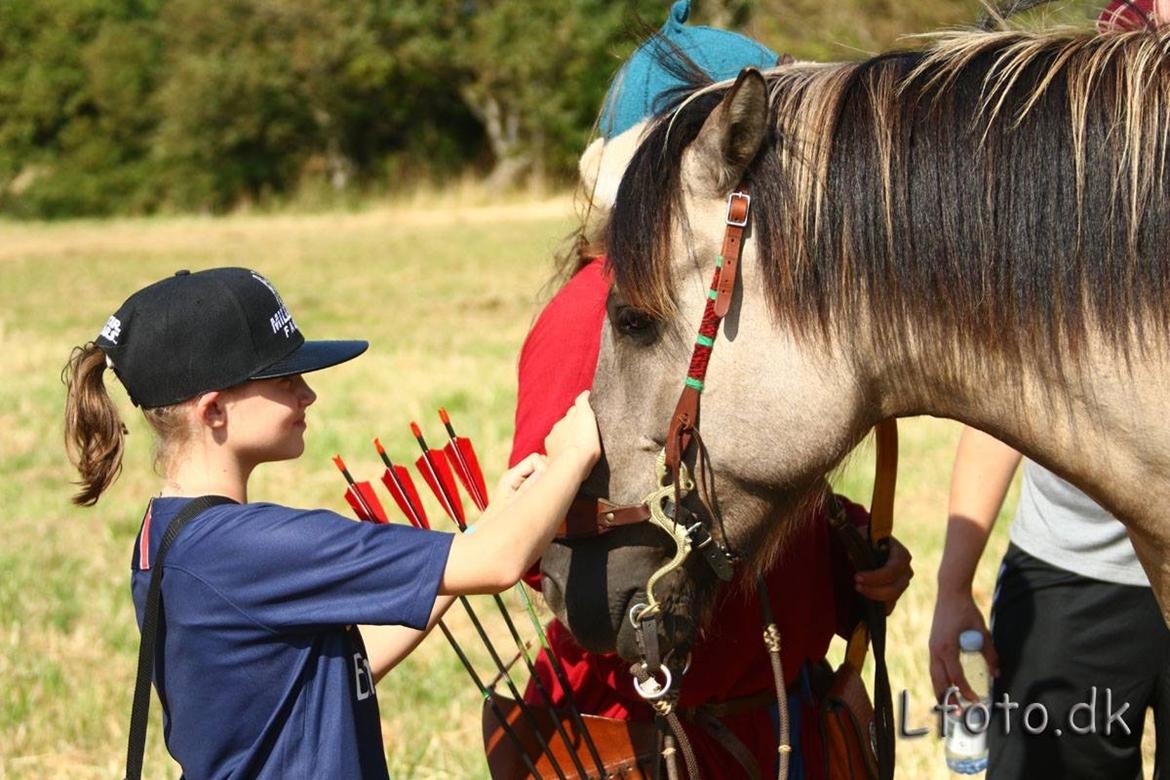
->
[630,658,700,780]
[756,576,791,780]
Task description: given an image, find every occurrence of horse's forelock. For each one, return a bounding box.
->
[606,87,726,319]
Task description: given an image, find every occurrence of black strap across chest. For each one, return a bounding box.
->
[124,494,237,780]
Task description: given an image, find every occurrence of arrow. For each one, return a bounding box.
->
[330,455,547,779]
[331,455,388,523]
[413,419,604,778]
[373,438,429,529]
[438,408,489,511]
[410,422,465,528]
[390,435,570,779]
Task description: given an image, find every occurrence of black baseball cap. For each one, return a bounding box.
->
[95,267,368,408]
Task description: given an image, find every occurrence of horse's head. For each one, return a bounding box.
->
[541,70,875,660]
[545,18,1170,658]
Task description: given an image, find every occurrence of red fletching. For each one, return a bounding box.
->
[356,482,388,523]
[344,482,388,523]
[416,450,465,528]
[333,453,387,523]
[342,486,370,521]
[374,437,429,529]
[381,465,429,529]
[436,409,489,511]
[443,438,489,511]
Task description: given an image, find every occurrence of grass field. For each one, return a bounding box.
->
[0,200,1153,778]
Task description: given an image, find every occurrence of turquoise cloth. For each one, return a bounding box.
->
[598,0,779,138]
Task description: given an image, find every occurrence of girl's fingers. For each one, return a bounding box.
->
[512,452,545,477]
[498,454,547,493]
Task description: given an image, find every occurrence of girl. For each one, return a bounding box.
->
[63,267,599,780]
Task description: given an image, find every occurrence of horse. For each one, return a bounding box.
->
[538,25,1170,663]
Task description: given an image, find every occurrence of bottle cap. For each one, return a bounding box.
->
[959,629,984,652]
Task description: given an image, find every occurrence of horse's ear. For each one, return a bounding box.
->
[685,68,769,197]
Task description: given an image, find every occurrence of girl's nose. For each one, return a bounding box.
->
[293,375,317,407]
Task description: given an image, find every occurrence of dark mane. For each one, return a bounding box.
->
[606,27,1170,374]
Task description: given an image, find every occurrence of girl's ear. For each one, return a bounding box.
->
[195,391,226,429]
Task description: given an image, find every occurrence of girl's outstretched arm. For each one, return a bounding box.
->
[440,391,599,595]
[359,593,457,683]
[358,455,551,681]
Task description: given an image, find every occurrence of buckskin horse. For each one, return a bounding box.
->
[539,24,1170,682]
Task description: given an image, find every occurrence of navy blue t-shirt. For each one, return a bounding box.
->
[130,498,454,780]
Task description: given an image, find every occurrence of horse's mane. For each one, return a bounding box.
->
[606,27,1170,374]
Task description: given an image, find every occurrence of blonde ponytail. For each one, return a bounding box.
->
[63,343,127,506]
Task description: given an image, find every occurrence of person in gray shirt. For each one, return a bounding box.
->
[929,426,1168,778]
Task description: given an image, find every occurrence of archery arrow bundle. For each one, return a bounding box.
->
[333,410,654,779]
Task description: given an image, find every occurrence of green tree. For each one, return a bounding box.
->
[455,0,665,190]
[0,0,164,217]
[155,0,481,211]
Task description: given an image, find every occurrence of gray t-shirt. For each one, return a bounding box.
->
[1009,460,1148,587]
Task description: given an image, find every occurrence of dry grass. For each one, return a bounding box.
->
[0,200,1155,778]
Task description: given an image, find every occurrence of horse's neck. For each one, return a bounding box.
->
[870,334,1170,619]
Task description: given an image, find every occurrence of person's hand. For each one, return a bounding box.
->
[493,453,548,507]
[544,391,601,477]
[855,536,913,615]
[929,589,998,702]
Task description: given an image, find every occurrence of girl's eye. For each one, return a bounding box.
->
[615,307,659,342]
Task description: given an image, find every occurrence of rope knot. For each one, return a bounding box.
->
[763,623,782,653]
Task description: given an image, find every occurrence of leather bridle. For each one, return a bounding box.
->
[552,188,900,780]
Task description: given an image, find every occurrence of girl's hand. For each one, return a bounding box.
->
[493,453,547,506]
[544,391,601,476]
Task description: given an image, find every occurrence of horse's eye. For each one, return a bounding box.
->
[615,307,659,342]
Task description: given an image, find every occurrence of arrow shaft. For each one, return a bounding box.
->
[459,596,569,780]
[437,621,546,780]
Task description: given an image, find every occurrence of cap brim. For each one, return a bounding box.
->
[251,339,368,379]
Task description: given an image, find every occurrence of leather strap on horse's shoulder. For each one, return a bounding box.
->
[827,418,899,780]
[827,417,898,585]
[869,418,898,548]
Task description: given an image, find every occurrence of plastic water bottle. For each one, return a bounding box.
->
[945,629,990,775]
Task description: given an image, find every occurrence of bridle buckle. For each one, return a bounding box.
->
[725,191,751,227]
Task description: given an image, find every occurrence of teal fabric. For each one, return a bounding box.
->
[598,0,779,138]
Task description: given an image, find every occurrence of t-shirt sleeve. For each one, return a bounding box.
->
[173,503,453,632]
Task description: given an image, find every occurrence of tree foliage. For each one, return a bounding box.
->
[0,0,1100,217]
